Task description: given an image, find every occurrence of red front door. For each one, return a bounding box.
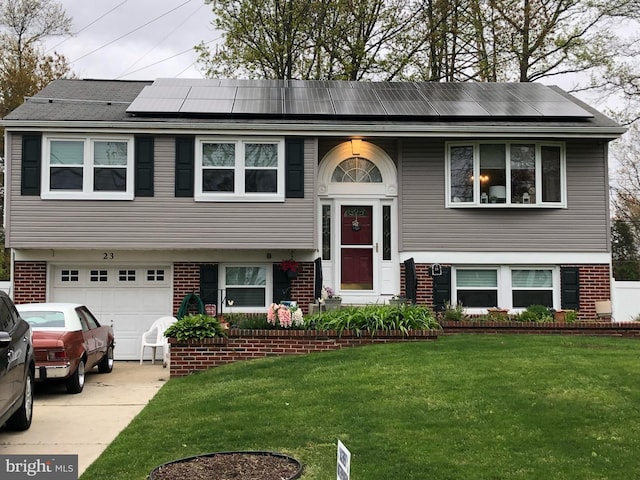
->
[341,206,373,290]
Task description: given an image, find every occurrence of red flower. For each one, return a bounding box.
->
[278,259,300,272]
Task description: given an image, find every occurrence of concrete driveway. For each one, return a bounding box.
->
[0,361,168,476]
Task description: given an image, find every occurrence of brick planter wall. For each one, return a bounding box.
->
[169,322,640,377]
[169,329,438,377]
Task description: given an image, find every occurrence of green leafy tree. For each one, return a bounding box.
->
[0,0,73,118]
[612,219,640,280]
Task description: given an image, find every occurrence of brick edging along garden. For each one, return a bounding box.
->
[168,322,640,377]
[169,328,437,377]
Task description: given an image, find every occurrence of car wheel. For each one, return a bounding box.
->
[98,344,114,373]
[6,368,34,430]
[66,358,86,394]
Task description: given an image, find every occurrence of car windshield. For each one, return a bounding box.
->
[20,310,65,328]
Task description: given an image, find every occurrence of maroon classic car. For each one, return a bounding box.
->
[16,303,115,394]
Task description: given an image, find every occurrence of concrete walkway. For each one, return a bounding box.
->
[0,361,168,476]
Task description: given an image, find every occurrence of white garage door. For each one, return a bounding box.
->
[51,265,173,360]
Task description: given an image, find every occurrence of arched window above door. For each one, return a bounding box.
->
[318,141,397,197]
[332,157,383,183]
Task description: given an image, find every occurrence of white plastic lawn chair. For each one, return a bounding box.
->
[139,316,177,367]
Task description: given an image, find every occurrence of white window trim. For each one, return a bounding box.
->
[221,264,271,312]
[42,134,134,200]
[453,265,561,313]
[445,141,566,208]
[195,137,285,202]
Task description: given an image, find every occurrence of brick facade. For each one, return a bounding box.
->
[11,260,611,321]
[13,261,47,304]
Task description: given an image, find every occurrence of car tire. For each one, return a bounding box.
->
[6,368,34,430]
[98,344,114,373]
[66,358,85,394]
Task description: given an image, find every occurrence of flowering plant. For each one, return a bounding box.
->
[320,285,341,301]
[267,302,304,328]
[278,259,300,273]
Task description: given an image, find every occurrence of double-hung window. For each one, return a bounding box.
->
[511,269,553,308]
[447,141,565,207]
[455,269,498,308]
[196,138,285,201]
[43,135,134,200]
[224,266,267,308]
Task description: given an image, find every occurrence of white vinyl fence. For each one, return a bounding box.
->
[611,280,640,322]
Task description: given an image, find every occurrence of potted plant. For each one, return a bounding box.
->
[486,307,510,321]
[389,294,411,306]
[320,286,342,310]
[278,259,300,279]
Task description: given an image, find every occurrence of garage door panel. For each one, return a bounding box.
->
[52,266,172,360]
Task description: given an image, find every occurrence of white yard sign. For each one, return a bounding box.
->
[337,440,351,480]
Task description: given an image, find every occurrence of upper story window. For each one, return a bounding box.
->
[195,138,285,202]
[42,135,134,200]
[446,142,565,207]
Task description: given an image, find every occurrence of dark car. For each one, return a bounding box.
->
[16,303,114,394]
[0,291,35,430]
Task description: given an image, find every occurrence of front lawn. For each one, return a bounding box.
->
[82,335,640,480]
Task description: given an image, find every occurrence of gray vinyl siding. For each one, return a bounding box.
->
[6,134,316,249]
[400,138,610,253]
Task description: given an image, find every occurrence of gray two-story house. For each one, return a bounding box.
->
[1,78,624,359]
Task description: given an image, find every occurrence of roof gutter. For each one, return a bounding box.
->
[1,120,627,140]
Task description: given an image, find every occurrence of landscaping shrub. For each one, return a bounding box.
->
[306,304,440,335]
[514,304,554,322]
[164,314,227,340]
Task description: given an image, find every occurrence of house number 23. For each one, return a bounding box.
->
[103,252,115,260]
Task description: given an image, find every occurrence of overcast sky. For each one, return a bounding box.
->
[43,0,218,80]
[41,0,612,108]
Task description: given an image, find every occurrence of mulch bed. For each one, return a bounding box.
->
[150,452,302,480]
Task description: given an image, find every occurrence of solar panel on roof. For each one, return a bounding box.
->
[233,99,283,114]
[480,101,542,116]
[329,88,379,102]
[235,87,282,100]
[334,101,387,115]
[136,85,190,99]
[381,101,439,116]
[127,97,185,112]
[430,101,489,116]
[180,98,234,114]
[125,78,594,118]
[285,98,334,115]
[529,101,593,117]
[186,86,237,100]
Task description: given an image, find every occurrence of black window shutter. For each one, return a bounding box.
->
[432,266,451,312]
[285,138,304,198]
[273,265,291,304]
[314,257,323,301]
[560,267,580,310]
[200,264,219,308]
[175,136,195,197]
[21,134,42,196]
[404,258,417,304]
[135,136,154,197]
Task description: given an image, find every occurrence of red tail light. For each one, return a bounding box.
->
[47,350,68,361]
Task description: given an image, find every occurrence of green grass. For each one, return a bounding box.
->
[81,335,640,480]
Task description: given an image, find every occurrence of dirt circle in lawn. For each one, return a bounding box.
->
[149,451,303,480]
